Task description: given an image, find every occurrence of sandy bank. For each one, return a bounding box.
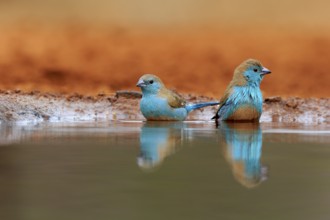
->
[0,90,328,124]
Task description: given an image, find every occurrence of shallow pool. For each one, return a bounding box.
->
[0,121,329,220]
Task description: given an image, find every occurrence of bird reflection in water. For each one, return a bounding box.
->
[218,122,268,188]
[137,122,185,171]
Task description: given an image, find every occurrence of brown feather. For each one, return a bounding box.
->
[226,106,261,121]
[159,87,186,108]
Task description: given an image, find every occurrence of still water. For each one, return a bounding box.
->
[0,121,329,220]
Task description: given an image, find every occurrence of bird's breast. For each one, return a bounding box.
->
[225,86,263,121]
[232,87,263,109]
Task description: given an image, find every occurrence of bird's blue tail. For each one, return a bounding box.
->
[185,101,219,112]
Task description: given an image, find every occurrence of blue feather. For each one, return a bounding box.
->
[185,101,219,112]
[140,95,188,120]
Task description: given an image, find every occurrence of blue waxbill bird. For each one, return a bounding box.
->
[213,59,271,122]
[137,74,219,121]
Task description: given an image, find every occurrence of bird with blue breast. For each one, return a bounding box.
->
[213,59,271,122]
[137,74,219,121]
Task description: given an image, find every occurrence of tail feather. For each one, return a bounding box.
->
[185,101,219,112]
[211,114,219,120]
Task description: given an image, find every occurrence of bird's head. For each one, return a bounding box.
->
[233,59,271,86]
[136,74,164,95]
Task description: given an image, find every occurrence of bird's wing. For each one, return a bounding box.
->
[159,88,186,108]
[212,88,232,119]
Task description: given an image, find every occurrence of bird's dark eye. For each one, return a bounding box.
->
[253,68,258,72]
[149,80,154,84]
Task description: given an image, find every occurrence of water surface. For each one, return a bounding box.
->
[0,121,329,220]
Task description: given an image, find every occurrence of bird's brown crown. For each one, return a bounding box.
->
[232,59,263,86]
[139,74,164,85]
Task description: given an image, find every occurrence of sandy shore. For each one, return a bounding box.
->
[0,90,328,124]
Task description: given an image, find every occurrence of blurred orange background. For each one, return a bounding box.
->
[0,0,329,98]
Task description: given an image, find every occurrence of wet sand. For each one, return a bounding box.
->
[0,90,328,124]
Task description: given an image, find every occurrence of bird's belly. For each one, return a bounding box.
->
[222,87,263,121]
[227,105,261,121]
[140,97,187,121]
